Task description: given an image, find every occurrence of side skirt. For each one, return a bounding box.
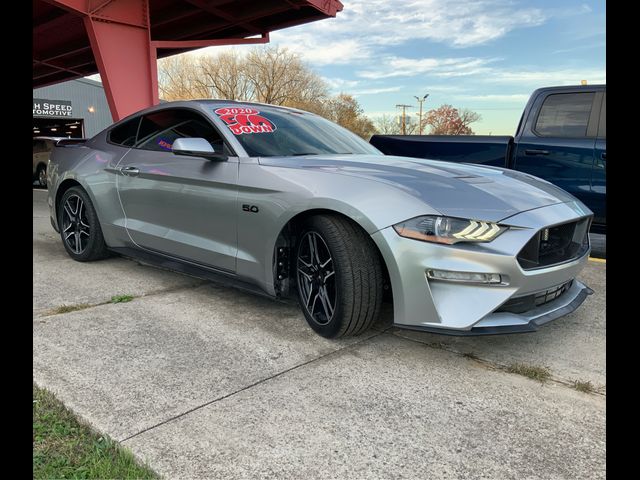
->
[109,246,276,300]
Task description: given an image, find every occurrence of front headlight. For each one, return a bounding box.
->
[393,215,507,244]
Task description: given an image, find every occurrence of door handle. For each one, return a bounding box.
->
[524,149,550,156]
[120,166,140,176]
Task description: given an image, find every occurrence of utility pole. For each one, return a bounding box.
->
[414,93,429,135]
[395,104,413,135]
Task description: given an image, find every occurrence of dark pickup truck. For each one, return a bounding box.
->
[370,85,606,233]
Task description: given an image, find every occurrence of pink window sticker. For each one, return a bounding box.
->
[157,138,173,151]
[214,107,277,135]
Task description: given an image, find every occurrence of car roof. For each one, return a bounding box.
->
[150,99,307,114]
[532,84,606,93]
[108,99,311,133]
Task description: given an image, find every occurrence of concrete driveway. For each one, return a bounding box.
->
[33,189,606,479]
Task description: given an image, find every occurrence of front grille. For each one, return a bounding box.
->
[517,218,590,270]
[496,280,573,314]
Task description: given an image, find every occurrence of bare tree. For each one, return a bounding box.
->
[244,47,329,107]
[196,51,253,101]
[158,46,329,106]
[157,46,373,138]
[372,114,419,135]
[158,55,209,101]
[373,114,400,134]
[456,108,482,135]
[325,94,376,140]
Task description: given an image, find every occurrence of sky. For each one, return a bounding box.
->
[94,0,606,135]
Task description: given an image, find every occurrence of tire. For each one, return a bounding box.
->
[36,164,47,188]
[295,214,383,338]
[58,186,109,262]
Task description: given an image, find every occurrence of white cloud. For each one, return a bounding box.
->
[355,54,605,88]
[271,36,373,66]
[365,110,400,118]
[485,68,606,86]
[552,42,606,55]
[357,56,496,79]
[453,94,530,102]
[352,86,404,95]
[322,77,361,91]
[268,0,546,66]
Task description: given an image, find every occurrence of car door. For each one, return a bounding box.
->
[591,92,606,229]
[115,108,239,272]
[513,91,599,210]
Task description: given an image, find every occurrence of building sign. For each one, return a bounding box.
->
[33,98,73,117]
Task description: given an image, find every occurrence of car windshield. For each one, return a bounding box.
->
[209,105,382,157]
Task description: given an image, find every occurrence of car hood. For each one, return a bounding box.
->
[259,154,578,222]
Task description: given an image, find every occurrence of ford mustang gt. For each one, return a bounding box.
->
[47,100,593,337]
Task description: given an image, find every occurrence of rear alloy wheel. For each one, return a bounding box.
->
[58,186,109,262]
[295,215,383,338]
[36,165,47,188]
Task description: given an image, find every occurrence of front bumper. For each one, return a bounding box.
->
[396,280,593,335]
[371,201,593,334]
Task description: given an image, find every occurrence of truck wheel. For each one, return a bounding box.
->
[295,214,383,338]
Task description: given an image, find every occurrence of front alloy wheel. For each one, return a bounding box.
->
[297,231,337,326]
[295,215,383,338]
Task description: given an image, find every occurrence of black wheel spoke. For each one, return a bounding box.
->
[318,285,334,319]
[297,231,337,326]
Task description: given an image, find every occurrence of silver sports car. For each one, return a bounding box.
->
[48,100,593,337]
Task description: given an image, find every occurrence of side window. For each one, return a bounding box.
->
[598,93,606,139]
[109,117,141,147]
[534,92,596,138]
[135,109,227,154]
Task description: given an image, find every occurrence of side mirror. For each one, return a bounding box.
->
[172,138,227,161]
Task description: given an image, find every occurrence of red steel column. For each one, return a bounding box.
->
[83,0,158,121]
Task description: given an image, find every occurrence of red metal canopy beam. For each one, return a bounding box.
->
[83,0,157,121]
[152,33,269,49]
[36,0,344,121]
[184,0,263,35]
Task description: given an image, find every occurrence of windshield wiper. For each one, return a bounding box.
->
[291,152,320,156]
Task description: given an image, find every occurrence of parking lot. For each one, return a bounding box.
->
[33,188,605,479]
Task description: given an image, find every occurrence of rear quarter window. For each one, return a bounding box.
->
[109,117,141,147]
[534,92,595,138]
